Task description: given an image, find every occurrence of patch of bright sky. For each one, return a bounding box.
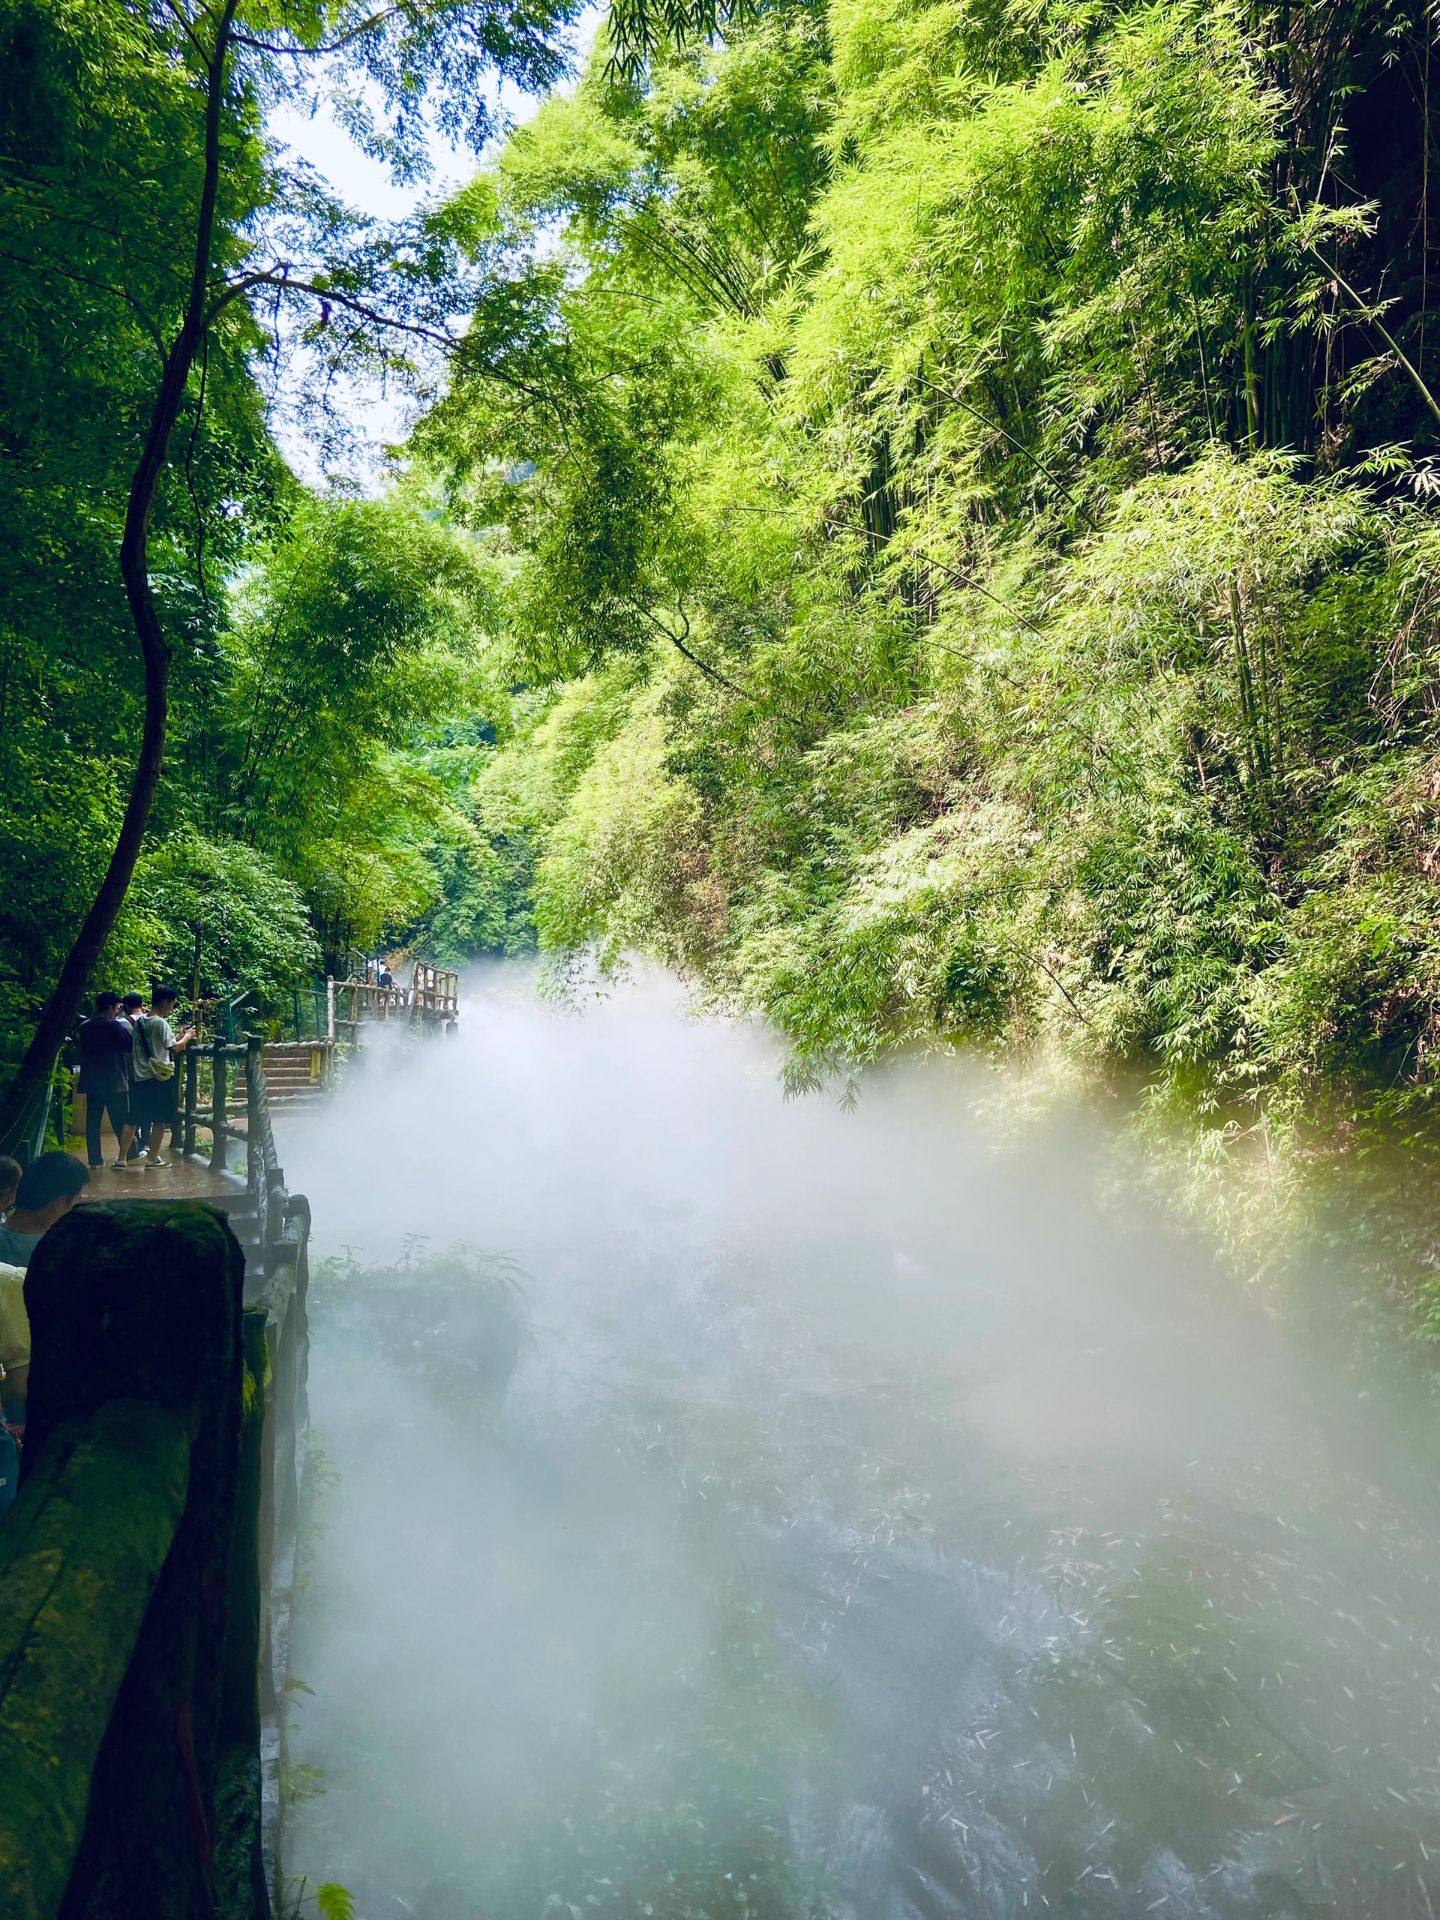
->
[265,3,603,488]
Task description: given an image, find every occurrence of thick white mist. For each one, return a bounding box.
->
[281,966,1440,1920]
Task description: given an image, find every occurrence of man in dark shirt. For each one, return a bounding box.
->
[77,992,138,1171]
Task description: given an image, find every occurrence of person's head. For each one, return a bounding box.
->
[0,1155,20,1212]
[94,991,120,1016]
[122,993,144,1017]
[11,1151,89,1230]
[152,987,180,1015]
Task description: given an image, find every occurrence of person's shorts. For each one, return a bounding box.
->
[133,1078,177,1126]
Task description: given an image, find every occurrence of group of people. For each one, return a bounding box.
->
[77,987,195,1172]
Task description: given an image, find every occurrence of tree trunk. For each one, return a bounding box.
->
[0,3,238,1155]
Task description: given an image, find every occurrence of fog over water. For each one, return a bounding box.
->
[282,965,1440,1920]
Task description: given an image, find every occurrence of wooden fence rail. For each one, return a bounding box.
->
[331,963,460,1039]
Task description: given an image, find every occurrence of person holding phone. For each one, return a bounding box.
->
[132,987,196,1169]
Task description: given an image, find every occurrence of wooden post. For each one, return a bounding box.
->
[245,1034,263,1196]
[182,1045,199,1159]
[210,1037,229,1175]
[325,975,335,1044]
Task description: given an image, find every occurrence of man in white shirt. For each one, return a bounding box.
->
[132,987,196,1169]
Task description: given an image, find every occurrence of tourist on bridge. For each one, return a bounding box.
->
[77,991,138,1171]
[132,987,195,1169]
[0,1151,89,1268]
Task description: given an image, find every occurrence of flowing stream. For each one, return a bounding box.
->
[282,967,1440,1920]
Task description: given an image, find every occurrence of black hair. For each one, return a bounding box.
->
[15,1151,89,1213]
[0,1154,20,1196]
[95,991,120,1013]
[122,993,144,1012]
[152,986,179,1006]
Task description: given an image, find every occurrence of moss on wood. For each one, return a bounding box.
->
[0,1402,190,1920]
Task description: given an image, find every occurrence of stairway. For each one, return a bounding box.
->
[236,1043,330,1113]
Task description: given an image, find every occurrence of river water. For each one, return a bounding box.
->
[282,968,1440,1920]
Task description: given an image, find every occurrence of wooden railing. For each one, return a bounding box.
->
[175,1035,320,1893]
[331,962,460,1038]
[181,1032,333,1156]
[411,962,460,1017]
[178,1038,242,1170]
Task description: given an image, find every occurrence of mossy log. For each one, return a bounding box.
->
[0,1201,254,1920]
[0,1401,190,1918]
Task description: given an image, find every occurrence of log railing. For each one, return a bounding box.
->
[175,1036,319,1894]
[411,962,460,1017]
[332,962,460,1039]
[181,1035,334,1167]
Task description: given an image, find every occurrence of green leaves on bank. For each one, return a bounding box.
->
[421,0,1440,1311]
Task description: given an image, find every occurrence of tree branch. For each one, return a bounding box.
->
[206,266,457,348]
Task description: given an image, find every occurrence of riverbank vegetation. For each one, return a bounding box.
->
[6,0,1440,1321]
[417,0,1440,1320]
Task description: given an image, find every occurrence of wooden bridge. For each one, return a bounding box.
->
[0,967,461,1920]
[330,961,460,1039]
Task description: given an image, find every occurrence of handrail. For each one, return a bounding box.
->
[170,1036,317,1895]
[333,964,460,1031]
[179,1035,333,1188]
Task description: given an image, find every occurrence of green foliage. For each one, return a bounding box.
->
[121,833,320,1009]
[425,0,1440,1320]
[0,0,273,1074]
[7,0,1440,1313]
[217,493,493,853]
[0,0,573,1082]
[180,489,502,966]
